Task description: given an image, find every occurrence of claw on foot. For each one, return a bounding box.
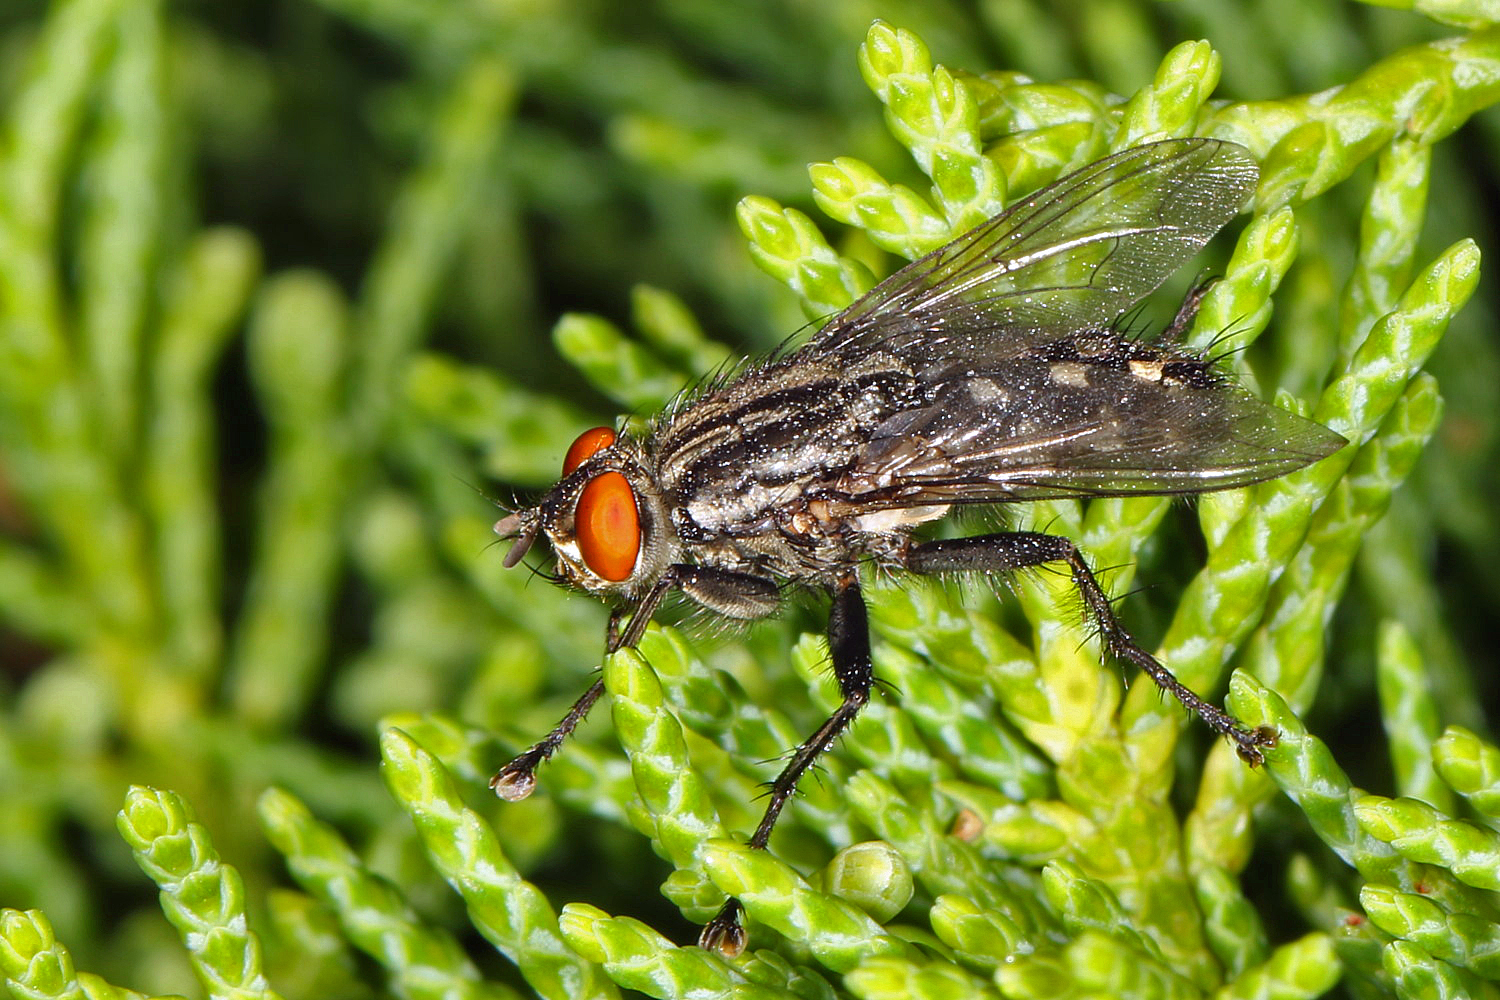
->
[699,898,747,957]
[1233,725,1279,767]
[490,760,538,801]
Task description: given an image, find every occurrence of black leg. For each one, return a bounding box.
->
[699,574,874,956]
[491,678,606,801]
[904,532,1275,765]
[1160,274,1217,342]
[491,569,682,800]
[675,564,781,620]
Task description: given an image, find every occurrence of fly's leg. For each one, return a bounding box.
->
[491,678,606,801]
[699,574,873,957]
[492,570,681,801]
[904,532,1276,765]
[1160,274,1218,342]
[748,578,873,846]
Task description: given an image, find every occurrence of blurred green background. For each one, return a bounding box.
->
[1,0,1499,997]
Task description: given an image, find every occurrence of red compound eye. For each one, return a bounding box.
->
[562,427,616,476]
[575,472,639,582]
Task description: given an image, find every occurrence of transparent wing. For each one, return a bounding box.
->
[805,138,1259,367]
[829,346,1346,507]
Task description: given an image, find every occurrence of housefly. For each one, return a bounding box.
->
[490,138,1346,954]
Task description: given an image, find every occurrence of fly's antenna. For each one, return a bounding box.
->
[456,474,533,562]
[493,510,560,585]
[494,510,541,569]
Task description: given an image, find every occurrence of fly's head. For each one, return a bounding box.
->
[495,426,676,601]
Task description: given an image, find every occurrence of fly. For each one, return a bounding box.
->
[489,138,1346,955]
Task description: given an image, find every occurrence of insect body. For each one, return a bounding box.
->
[491,138,1346,954]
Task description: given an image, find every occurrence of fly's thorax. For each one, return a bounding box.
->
[649,353,926,540]
[526,430,679,598]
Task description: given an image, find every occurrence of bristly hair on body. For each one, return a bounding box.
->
[489,138,1347,956]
